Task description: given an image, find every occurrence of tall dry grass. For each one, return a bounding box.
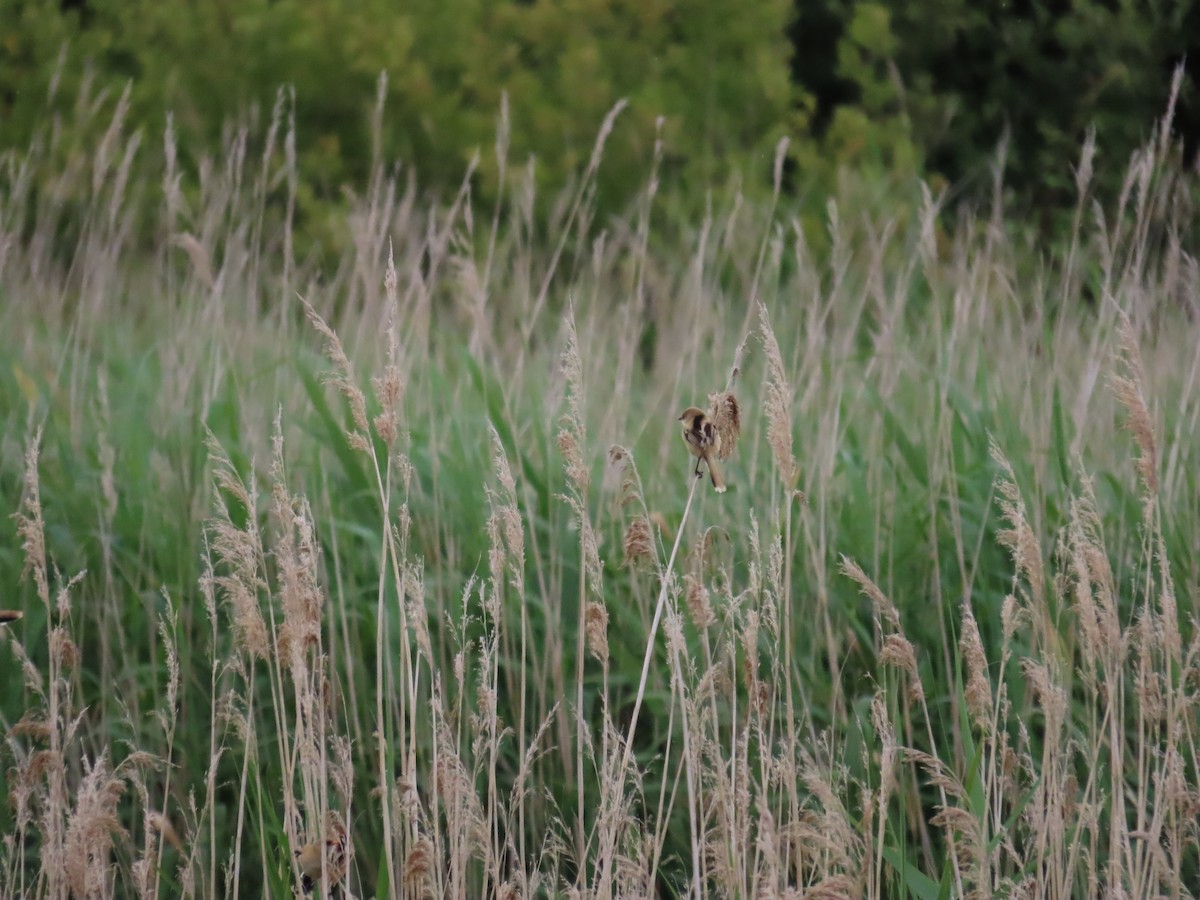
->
[2,76,1200,898]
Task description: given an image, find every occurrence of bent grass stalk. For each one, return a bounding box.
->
[612,472,701,875]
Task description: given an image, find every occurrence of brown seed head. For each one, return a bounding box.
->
[707,391,741,460]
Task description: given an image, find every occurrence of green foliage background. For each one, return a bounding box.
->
[2,0,1196,232]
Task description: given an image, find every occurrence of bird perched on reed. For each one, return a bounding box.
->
[0,611,22,626]
[294,811,349,895]
[678,406,726,492]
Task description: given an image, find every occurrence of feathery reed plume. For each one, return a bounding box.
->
[622,515,654,570]
[63,753,129,900]
[373,246,407,449]
[798,745,862,877]
[404,836,434,898]
[205,433,270,660]
[1111,310,1158,496]
[959,602,993,732]
[584,602,610,663]
[15,427,49,608]
[558,311,589,493]
[303,299,371,452]
[879,633,924,704]
[683,574,715,630]
[489,423,525,595]
[707,390,741,461]
[607,444,643,507]
[1063,477,1122,681]
[839,555,901,630]
[271,422,325,669]
[989,439,1046,607]
[758,303,798,487]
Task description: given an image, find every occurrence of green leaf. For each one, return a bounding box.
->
[881,844,942,900]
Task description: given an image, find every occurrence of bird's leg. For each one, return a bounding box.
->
[693,457,702,478]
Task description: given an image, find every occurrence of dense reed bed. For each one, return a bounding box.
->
[2,86,1199,897]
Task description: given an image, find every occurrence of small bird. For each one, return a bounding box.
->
[678,406,726,492]
[295,811,349,895]
[0,611,22,626]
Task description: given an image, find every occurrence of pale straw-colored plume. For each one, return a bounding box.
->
[707,390,741,460]
[683,573,715,629]
[584,601,610,663]
[63,753,130,900]
[558,311,589,492]
[879,633,924,704]
[205,433,271,661]
[15,427,49,608]
[989,439,1045,606]
[404,836,435,898]
[622,514,654,569]
[304,299,371,452]
[960,601,993,732]
[1111,310,1158,496]
[758,303,798,487]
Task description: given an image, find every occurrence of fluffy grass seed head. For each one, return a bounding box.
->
[584,601,610,664]
[707,390,741,461]
[1112,310,1158,496]
[759,303,798,487]
[622,515,654,570]
[960,601,994,732]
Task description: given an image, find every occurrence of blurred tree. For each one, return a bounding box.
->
[2,0,1196,237]
[788,0,1198,215]
[0,0,802,219]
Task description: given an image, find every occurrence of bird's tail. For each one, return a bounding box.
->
[706,454,727,493]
